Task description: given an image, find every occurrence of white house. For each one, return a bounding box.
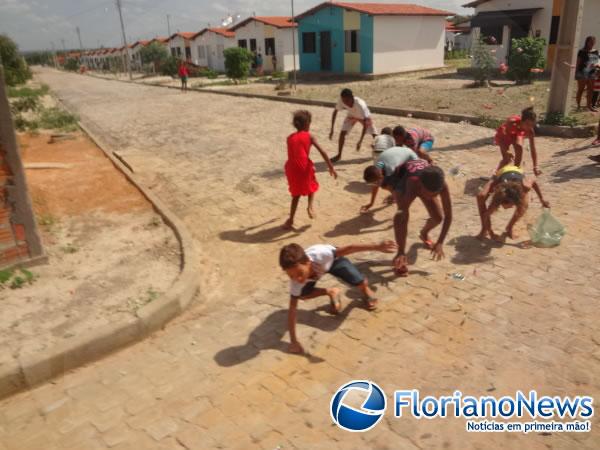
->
[464,0,600,68]
[446,20,472,51]
[295,2,453,75]
[167,32,197,61]
[190,28,236,71]
[230,16,299,72]
[130,40,150,70]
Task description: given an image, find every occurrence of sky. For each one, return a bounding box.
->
[0,0,473,52]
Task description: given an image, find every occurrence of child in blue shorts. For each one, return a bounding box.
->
[279,241,396,354]
[393,125,435,163]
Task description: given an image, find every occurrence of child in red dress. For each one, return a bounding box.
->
[283,111,337,230]
[494,107,541,175]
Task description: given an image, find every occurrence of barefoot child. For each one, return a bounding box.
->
[372,127,395,162]
[279,240,397,354]
[495,107,541,175]
[284,111,337,229]
[361,146,418,212]
[178,61,189,92]
[393,126,434,163]
[477,165,550,240]
[392,160,452,276]
[329,88,377,162]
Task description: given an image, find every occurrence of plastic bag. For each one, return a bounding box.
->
[527,209,566,248]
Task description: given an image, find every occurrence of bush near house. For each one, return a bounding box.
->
[0,34,32,86]
[160,56,179,77]
[507,37,546,84]
[139,42,169,71]
[223,47,254,82]
[64,58,80,72]
[472,37,496,87]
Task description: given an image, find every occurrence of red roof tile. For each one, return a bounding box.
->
[296,2,454,20]
[230,16,296,31]
[168,32,198,41]
[191,27,235,40]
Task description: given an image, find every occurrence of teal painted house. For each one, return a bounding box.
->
[295,2,452,75]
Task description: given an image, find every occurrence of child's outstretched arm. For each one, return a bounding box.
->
[329,110,338,140]
[531,180,550,208]
[529,134,541,175]
[416,145,433,164]
[287,296,303,354]
[311,135,337,178]
[361,185,380,213]
[335,240,397,257]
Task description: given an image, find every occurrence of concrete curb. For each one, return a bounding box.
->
[0,119,201,400]
[85,72,596,139]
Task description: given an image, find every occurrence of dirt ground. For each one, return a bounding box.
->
[205,70,598,125]
[0,132,180,361]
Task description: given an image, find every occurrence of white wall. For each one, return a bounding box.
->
[582,1,600,46]
[191,32,235,71]
[373,16,445,74]
[234,20,299,72]
[168,36,187,59]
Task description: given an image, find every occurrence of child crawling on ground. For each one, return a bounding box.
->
[477,165,550,240]
[279,240,397,354]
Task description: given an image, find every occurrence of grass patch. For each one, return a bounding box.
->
[478,115,504,129]
[38,107,79,131]
[0,268,37,290]
[542,112,582,127]
[11,96,40,114]
[8,84,49,98]
[61,243,79,254]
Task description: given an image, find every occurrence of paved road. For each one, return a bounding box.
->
[1,69,599,449]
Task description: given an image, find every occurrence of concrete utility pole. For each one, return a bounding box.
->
[167,14,172,36]
[50,42,58,68]
[291,0,297,90]
[76,26,84,51]
[61,38,67,53]
[547,0,585,115]
[115,0,132,79]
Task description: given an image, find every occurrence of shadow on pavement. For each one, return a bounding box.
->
[220,219,310,243]
[550,163,600,183]
[448,235,498,264]
[553,143,594,157]
[214,301,363,367]
[344,180,372,195]
[324,208,392,238]
[463,177,488,196]
[434,137,494,153]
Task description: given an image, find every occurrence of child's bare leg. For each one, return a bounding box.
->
[302,287,341,313]
[357,280,378,310]
[331,131,347,162]
[496,144,512,171]
[307,193,316,219]
[419,196,443,245]
[476,181,493,239]
[513,144,524,167]
[284,196,300,229]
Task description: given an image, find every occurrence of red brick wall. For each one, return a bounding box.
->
[0,143,30,268]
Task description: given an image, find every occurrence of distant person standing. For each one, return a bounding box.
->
[256,53,264,76]
[576,36,599,111]
[272,54,278,72]
[178,61,189,92]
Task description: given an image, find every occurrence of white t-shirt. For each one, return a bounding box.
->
[335,96,371,120]
[289,244,336,297]
[373,134,395,153]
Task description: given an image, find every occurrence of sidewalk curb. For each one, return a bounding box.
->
[85,72,596,139]
[0,120,201,400]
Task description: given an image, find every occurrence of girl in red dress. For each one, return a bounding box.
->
[283,111,337,230]
[494,107,541,175]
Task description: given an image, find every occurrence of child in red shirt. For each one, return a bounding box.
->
[178,62,189,92]
[283,111,337,230]
[494,107,541,175]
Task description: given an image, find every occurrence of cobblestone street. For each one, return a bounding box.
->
[1,69,599,449]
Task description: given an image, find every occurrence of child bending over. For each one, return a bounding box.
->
[393,126,434,163]
[477,165,550,240]
[495,107,541,175]
[279,241,397,354]
[372,127,395,162]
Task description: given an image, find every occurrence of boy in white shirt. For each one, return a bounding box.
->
[372,127,395,162]
[329,88,377,162]
[279,241,396,354]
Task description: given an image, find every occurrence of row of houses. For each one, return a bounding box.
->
[80,2,457,76]
[78,0,600,76]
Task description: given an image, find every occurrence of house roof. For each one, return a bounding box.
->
[230,16,296,31]
[191,27,235,40]
[296,2,454,20]
[168,32,198,42]
[132,40,150,48]
[446,20,470,32]
[462,0,491,7]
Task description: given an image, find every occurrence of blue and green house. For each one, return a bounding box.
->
[295,2,451,75]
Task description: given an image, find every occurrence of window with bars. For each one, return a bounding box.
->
[344,30,359,53]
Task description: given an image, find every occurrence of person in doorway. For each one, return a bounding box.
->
[256,53,264,76]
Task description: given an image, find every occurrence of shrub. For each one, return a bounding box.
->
[445,49,469,60]
[11,96,40,114]
[0,34,32,86]
[160,56,179,76]
[38,107,78,131]
[507,37,546,84]
[140,42,169,68]
[472,37,496,87]
[477,114,503,129]
[223,47,254,82]
[542,112,581,127]
[8,84,49,98]
[64,58,79,72]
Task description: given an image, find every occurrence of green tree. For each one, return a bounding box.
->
[64,58,79,72]
[0,34,32,86]
[139,42,169,69]
[472,37,496,87]
[160,56,179,76]
[24,51,54,66]
[223,47,254,82]
[507,37,546,84]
